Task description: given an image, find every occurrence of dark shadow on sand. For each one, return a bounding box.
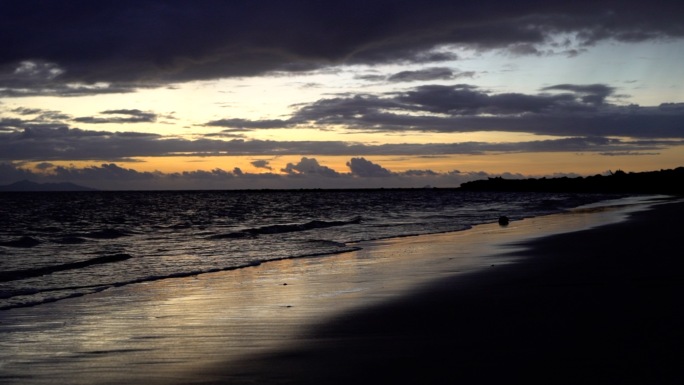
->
[215,201,684,384]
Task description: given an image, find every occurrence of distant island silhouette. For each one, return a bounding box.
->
[0,180,98,192]
[458,167,684,194]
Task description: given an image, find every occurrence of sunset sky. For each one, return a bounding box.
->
[1,0,683,190]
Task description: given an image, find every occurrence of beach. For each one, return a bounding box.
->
[192,197,684,384]
[1,197,682,384]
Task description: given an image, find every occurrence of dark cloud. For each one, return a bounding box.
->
[12,107,45,115]
[541,84,615,105]
[0,161,35,181]
[402,169,440,176]
[410,51,460,63]
[204,118,292,130]
[54,163,159,181]
[250,160,273,170]
[658,102,684,112]
[0,117,38,131]
[347,157,393,177]
[292,94,405,127]
[354,73,387,82]
[387,67,474,83]
[508,43,543,56]
[2,107,71,129]
[394,84,593,114]
[0,125,678,163]
[73,109,157,124]
[599,151,661,156]
[175,168,235,180]
[34,162,55,170]
[281,157,340,177]
[204,130,249,139]
[0,126,167,160]
[289,83,599,129]
[286,83,684,138]
[0,60,145,96]
[1,1,683,94]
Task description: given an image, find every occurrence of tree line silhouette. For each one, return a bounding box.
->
[458,167,684,194]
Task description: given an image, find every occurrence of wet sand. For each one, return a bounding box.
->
[193,198,684,384]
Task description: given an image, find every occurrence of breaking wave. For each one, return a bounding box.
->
[0,253,133,283]
[208,216,362,240]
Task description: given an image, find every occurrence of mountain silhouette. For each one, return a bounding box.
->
[0,180,98,192]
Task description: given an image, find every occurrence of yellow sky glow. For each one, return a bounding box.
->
[25,143,684,179]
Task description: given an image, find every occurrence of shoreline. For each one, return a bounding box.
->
[0,196,678,384]
[1,191,623,313]
[189,197,684,384]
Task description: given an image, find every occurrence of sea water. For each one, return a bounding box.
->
[0,189,618,311]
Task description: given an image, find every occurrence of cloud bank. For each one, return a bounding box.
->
[208,83,684,139]
[2,1,683,95]
[0,124,677,162]
[0,158,526,190]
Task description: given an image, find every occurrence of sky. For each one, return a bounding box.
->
[1,0,683,190]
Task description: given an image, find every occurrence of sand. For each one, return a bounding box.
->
[1,197,682,385]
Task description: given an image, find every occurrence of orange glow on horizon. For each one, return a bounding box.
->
[21,145,684,179]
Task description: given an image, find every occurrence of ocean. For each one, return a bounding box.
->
[0,189,619,311]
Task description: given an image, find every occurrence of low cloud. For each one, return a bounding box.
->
[74,109,157,124]
[347,157,392,177]
[251,159,273,170]
[0,158,523,190]
[287,84,684,138]
[281,157,340,177]
[599,151,661,156]
[1,125,680,163]
[387,67,472,83]
[204,118,292,130]
[541,84,615,105]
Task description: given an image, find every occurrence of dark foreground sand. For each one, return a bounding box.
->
[206,200,684,384]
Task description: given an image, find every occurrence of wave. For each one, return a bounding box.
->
[306,239,348,248]
[53,236,88,244]
[0,253,133,283]
[28,226,63,233]
[0,230,127,248]
[208,232,253,240]
[0,245,361,310]
[0,236,41,248]
[208,216,362,240]
[81,229,133,239]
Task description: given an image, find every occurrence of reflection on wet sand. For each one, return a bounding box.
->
[0,198,658,385]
